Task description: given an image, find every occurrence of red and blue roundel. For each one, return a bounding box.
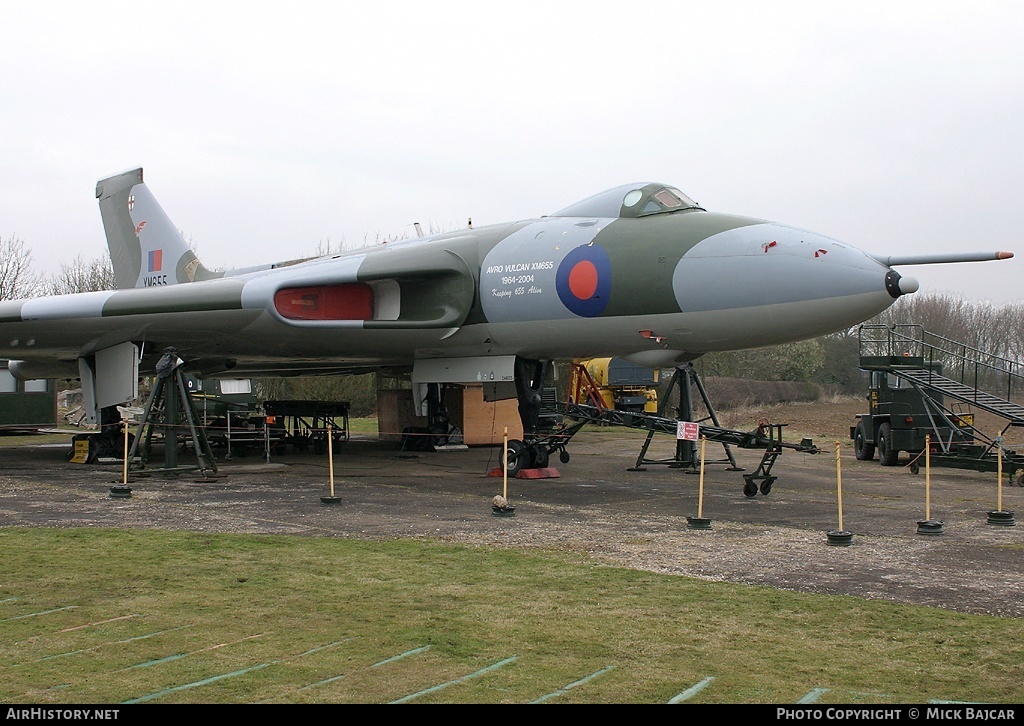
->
[556,244,612,317]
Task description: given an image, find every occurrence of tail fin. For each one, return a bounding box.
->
[95,168,222,289]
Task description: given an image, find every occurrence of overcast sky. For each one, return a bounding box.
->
[2,1,1022,304]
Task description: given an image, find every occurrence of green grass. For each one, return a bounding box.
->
[347,417,380,435]
[0,432,69,447]
[2,528,1022,704]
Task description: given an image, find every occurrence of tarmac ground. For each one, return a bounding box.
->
[2,426,1023,618]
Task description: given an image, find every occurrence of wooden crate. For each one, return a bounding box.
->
[376,389,427,442]
[447,385,523,446]
[376,385,523,446]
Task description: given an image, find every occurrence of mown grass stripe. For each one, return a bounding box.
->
[249,639,354,699]
[297,674,346,691]
[60,614,140,632]
[530,665,616,703]
[294,640,350,657]
[371,645,431,667]
[667,676,716,703]
[798,688,830,703]
[388,656,518,704]
[12,624,195,666]
[118,624,196,643]
[0,606,76,622]
[260,643,430,702]
[122,662,274,703]
[118,652,189,670]
[114,632,268,672]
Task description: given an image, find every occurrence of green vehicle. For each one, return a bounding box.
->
[0,360,57,431]
[851,359,974,468]
[851,324,1024,482]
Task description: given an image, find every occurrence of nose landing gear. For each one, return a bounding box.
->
[497,357,567,478]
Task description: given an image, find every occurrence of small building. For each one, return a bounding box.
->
[0,360,57,431]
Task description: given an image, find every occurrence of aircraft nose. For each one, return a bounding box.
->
[884,269,919,298]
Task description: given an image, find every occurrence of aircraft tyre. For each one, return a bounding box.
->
[877,422,899,466]
[854,421,875,461]
[502,439,525,477]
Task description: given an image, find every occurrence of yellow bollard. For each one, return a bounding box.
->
[687,435,712,529]
[987,436,1016,526]
[698,436,707,519]
[826,441,852,545]
[492,427,515,516]
[328,425,335,496]
[836,441,843,532]
[998,436,1003,513]
[122,420,129,486]
[320,425,340,505]
[925,434,931,521]
[108,420,133,499]
[917,435,943,534]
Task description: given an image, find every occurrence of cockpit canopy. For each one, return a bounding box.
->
[550,183,703,219]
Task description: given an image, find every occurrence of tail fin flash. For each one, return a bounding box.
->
[95,168,222,289]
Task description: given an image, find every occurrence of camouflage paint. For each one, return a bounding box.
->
[0,171,948,382]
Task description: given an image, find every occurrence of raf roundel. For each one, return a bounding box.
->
[555,244,612,317]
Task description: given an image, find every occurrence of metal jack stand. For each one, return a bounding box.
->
[128,348,218,477]
[742,423,788,497]
[630,363,742,472]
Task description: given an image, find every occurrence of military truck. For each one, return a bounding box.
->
[851,360,974,467]
[0,359,57,432]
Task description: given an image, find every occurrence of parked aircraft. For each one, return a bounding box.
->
[0,168,1011,469]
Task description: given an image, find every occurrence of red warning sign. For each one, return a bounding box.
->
[677,422,700,441]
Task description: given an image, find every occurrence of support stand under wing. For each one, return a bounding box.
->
[630,364,742,473]
[127,348,218,476]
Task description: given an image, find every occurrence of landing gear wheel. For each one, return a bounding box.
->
[1015,470,1024,488]
[877,422,899,466]
[910,462,920,475]
[743,480,758,498]
[502,439,525,477]
[530,445,549,469]
[854,421,875,461]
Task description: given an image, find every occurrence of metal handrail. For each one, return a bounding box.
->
[859,324,1024,405]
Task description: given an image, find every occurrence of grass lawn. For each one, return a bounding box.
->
[2,527,1022,704]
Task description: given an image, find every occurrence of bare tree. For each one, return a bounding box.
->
[870,293,1013,359]
[0,235,40,300]
[45,253,116,295]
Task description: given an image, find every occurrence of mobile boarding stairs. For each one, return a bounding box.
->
[855,324,1024,484]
